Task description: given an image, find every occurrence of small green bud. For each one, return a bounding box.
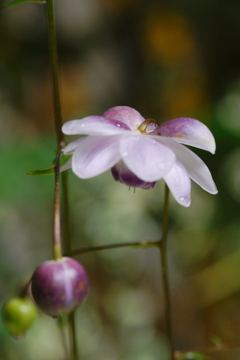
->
[2,297,37,338]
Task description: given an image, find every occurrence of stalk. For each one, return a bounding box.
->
[53,152,62,260]
[45,1,78,359]
[158,184,174,359]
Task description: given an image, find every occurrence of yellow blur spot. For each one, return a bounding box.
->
[79,282,84,289]
[144,9,196,67]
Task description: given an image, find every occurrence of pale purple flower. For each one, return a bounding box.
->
[61,106,217,207]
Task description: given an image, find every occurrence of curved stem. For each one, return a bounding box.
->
[45,1,78,359]
[18,277,33,298]
[159,184,174,360]
[53,152,62,260]
[71,240,160,256]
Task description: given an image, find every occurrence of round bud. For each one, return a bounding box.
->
[31,257,89,317]
[2,297,37,338]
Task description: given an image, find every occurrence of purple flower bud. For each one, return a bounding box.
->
[111,160,156,189]
[31,257,89,317]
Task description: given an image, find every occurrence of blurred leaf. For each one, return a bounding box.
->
[2,0,45,10]
[175,351,210,360]
[27,167,55,176]
[210,334,222,347]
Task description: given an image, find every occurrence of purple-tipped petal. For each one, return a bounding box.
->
[63,137,85,155]
[120,135,175,182]
[111,160,156,189]
[154,117,216,154]
[164,159,191,207]
[72,135,121,178]
[103,106,145,130]
[62,116,131,136]
[158,138,218,194]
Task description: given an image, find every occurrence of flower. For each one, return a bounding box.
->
[61,106,217,207]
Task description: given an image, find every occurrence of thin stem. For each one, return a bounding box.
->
[53,152,62,260]
[158,184,174,360]
[18,277,33,298]
[45,0,64,150]
[62,171,72,256]
[58,318,71,360]
[71,240,160,256]
[45,1,78,359]
[69,313,79,360]
[62,171,79,360]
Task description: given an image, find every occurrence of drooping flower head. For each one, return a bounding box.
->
[61,106,217,207]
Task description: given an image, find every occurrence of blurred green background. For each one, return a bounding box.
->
[1,0,240,359]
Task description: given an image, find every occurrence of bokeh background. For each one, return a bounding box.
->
[1,0,240,359]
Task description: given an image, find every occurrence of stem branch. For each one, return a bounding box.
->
[71,240,160,256]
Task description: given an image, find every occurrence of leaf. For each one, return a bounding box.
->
[210,334,222,347]
[27,155,71,175]
[60,154,71,166]
[2,0,45,10]
[175,351,210,360]
[27,167,55,176]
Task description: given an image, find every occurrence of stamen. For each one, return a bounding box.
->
[138,119,159,134]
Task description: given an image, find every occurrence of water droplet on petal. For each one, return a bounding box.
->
[151,140,156,145]
[122,151,128,156]
[117,123,121,127]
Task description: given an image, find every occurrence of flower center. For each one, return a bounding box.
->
[138,119,159,134]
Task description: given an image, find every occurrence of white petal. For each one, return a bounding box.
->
[157,117,216,154]
[72,135,121,178]
[62,116,130,136]
[120,134,176,182]
[158,137,218,194]
[63,137,85,155]
[164,159,191,207]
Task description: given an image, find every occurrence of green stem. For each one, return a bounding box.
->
[45,0,64,150]
[58,318,71,360]
[62,171,78,360]
[69,313,79,360]
[71,240,160,256]
[159,184,174,360]
[45,1,78,359]
[53,153,62,260]
[62,171,73,256]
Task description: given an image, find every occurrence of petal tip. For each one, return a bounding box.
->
[179,195,191,207]
[209,138,216,154]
